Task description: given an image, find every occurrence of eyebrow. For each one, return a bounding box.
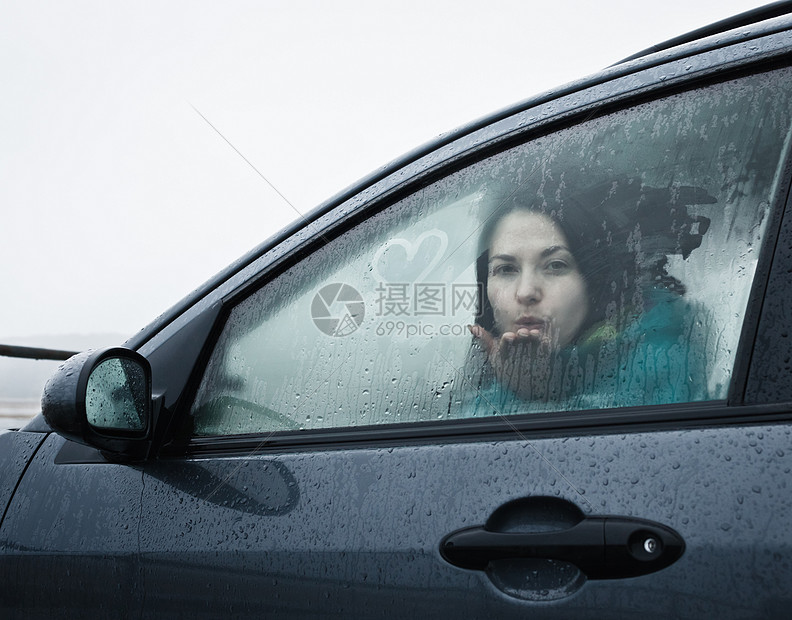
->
[489,245,571,263]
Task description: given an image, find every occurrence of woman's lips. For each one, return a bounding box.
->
[515,316,545,327]
[513,317,546,334]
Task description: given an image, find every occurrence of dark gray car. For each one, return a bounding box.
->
[4,3,792,617]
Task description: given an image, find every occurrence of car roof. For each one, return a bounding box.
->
[617,0,792,64]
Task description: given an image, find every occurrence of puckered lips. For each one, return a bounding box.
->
[512,316,547,337]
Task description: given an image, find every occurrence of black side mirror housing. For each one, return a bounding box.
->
[42,347,154,459]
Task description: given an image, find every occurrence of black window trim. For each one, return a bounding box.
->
[171,400,792,458]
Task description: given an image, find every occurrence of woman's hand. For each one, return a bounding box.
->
[468,324,554,401]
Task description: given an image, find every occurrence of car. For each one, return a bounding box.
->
[4,3,792,617]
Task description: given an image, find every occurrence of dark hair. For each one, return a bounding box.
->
[475,178,712,340]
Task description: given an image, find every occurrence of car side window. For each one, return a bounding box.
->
[190,68,792,436]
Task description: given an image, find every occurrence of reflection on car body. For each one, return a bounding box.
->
[4,3,792,618]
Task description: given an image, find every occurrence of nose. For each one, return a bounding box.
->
[515,271,542,304]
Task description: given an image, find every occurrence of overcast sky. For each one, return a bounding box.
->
[1,0,768,345]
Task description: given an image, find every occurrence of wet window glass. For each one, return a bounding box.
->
[190,69,792,436]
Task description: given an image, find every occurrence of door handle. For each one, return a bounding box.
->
[440,515,684,579]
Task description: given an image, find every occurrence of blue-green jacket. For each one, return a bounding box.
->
[467,288,714,417]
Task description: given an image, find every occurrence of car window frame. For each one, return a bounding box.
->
[152,47,792,458]
[744,150,792,404]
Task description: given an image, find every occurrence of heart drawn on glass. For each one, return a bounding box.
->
[372,229,449,283]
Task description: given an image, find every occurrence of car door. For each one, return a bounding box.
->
[132,48,792,618]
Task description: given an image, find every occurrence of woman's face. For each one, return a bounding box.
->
[487,210,589,348]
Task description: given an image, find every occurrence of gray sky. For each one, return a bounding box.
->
[1,0,767,344]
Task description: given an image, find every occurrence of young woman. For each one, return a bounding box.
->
[464,180,713,415]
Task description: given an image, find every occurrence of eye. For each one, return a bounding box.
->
[545,259,571,274]
[491,263,518,277]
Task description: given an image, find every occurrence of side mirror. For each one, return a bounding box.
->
[42,347,154,459]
